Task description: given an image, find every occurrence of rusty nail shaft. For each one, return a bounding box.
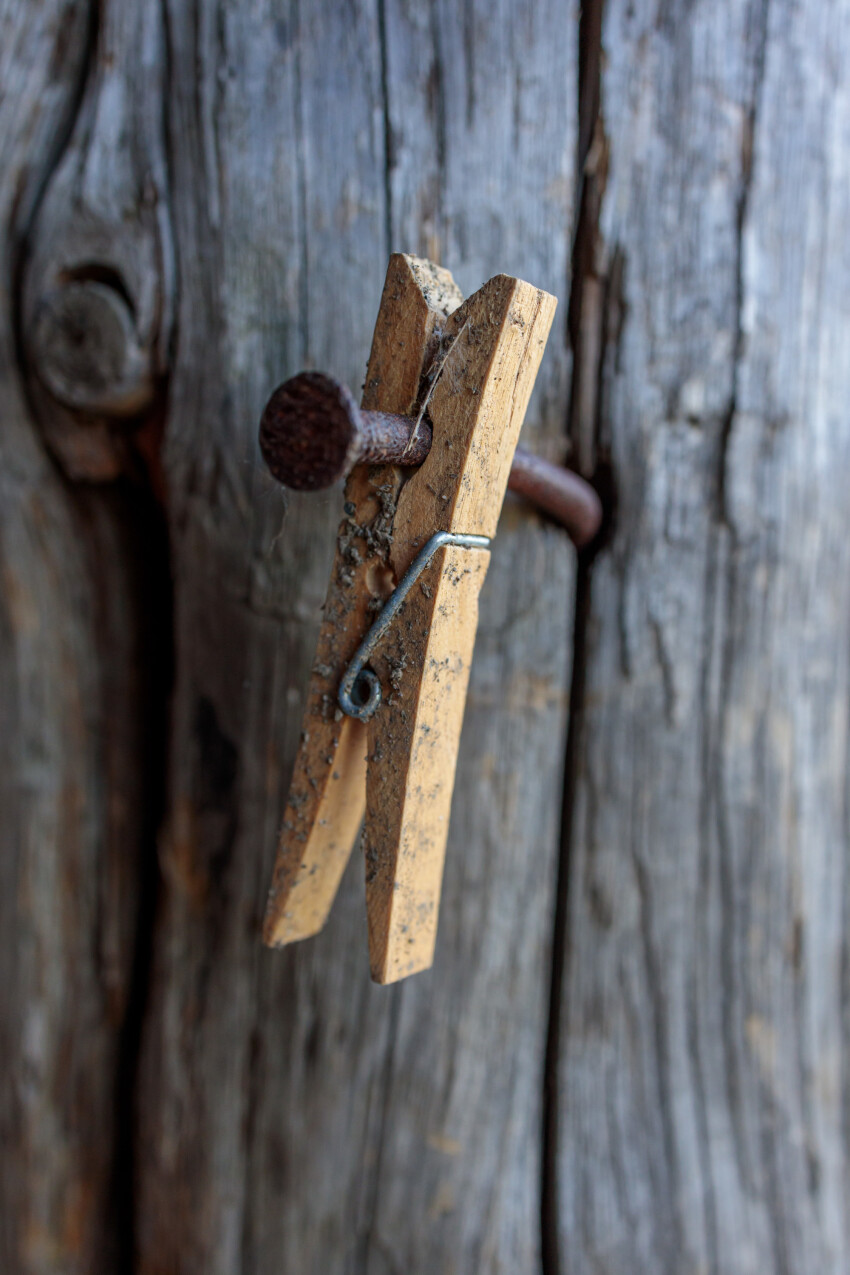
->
[259,371,602,548]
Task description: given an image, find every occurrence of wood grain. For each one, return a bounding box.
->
[555,1,850,1271]
[135,0,578,1269]
[1,0,169,1269]
[3,0,577,1269]
[5,0,850,1270]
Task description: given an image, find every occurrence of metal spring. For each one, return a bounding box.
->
[338,530,491,722]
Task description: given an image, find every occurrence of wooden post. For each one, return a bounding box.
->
[4,1,848,1273]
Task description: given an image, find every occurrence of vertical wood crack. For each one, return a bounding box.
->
[541,2,609,1272]
[717,0,772,531]
[376,0,394,260]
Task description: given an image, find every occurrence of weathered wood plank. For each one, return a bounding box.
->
[135,6,394,1269]
[0,1,161,1269]
[359,7,579,1265]
[136,0,577,1270]
[9,0,850,1269]
[556,0,850,1271]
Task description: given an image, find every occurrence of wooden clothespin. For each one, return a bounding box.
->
[262,254,557,983]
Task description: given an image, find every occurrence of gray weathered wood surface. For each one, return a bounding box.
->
[556,0,850,1272]
[0,0,179,1267]
[134,4,576,1269]
[129,3,577,1270]
[3,0,849,1271]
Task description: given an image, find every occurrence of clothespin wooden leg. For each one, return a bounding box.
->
[263,255,462,946]
[363,275,557,983]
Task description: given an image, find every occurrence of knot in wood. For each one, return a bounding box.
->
[27,279,155,417]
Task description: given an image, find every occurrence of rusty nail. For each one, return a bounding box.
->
[259,371,602,548]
